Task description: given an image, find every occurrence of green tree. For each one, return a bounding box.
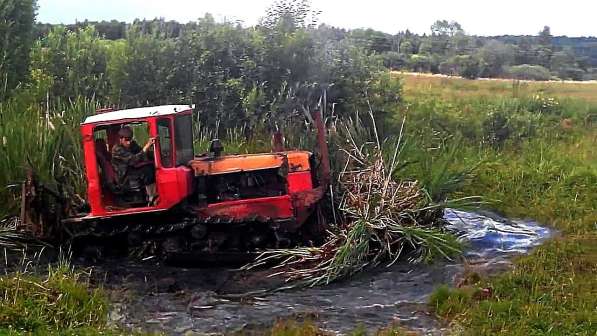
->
[430,20,463,37]
[535,26,553,68]
[0,0,37,97]
[178,15,254,128]
[349,28,392,54]
[550,48,585,80]
[538,26,553,47]
[109,24,176,106]
[30,26,110,100]
[408,54,434,72]
[426,20,465,57]
[397,30,421,55]
[439,55,481,79]
[477,40,515,77]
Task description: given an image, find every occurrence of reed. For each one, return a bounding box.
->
[0,92,95,220]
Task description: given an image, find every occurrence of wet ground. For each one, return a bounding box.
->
[89,209,552,335]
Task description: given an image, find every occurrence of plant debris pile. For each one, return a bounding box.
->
[244,114,463,287]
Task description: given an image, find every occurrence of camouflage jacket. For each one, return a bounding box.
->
[111,141,147,184]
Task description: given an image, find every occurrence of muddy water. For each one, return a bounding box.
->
[100,209,552,335]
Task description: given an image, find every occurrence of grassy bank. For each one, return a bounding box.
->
[405,74,596,335]
[429,135,596,335]
[0,255,111,335]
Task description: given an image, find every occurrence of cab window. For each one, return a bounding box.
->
[157,119,173,168]
[175,114,194,166]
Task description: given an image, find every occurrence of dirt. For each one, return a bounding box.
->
[85,209,552,335]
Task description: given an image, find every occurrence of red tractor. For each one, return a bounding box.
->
[20,105,330,256]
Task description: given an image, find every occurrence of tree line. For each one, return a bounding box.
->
[34,18,597,82]
[365,21,596,81]
[3,0,404,132]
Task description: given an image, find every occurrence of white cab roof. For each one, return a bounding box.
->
[82,105,193,124]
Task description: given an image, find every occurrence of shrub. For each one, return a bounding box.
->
[523,94,562,115]
[439,55,482,79]
[505,64,552,81]
[378,51,407,70]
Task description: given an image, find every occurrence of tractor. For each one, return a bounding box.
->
[19,104,330,257]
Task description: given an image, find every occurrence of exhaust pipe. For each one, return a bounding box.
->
[313,98,330,187]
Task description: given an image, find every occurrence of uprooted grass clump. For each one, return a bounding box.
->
[245,113,470,287]
[0,218,35,251]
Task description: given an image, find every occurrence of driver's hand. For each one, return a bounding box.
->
[143,137,156,152]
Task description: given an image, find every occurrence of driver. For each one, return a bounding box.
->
[111,126,157,204]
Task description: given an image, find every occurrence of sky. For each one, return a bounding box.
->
[37,0,597,37]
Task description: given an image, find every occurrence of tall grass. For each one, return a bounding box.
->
[0,252,110,334]
[0,91,95,220]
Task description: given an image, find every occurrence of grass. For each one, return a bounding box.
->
[404,73,597,335]
[427,135,597,335]
[0,90,94,220]
[0,253,110,335]
[399,72,597,104]
[0,251,154,336]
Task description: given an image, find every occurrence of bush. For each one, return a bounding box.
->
[378,51,407,70]
[408,54,434,73]
[555,67,586,81]
[439,55,482,79]
[30,26,110,101]
[505,64,552,81]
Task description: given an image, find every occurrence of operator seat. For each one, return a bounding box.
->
[94,138,118,191]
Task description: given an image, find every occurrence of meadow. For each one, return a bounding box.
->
[405,74,596,335]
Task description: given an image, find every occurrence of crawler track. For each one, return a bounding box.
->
[62,208,305,262]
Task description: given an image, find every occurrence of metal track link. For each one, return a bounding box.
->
[69,216,273,241]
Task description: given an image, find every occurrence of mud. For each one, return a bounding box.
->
[80,209,551,335]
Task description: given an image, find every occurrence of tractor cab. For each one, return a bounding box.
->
[81,105,195,217]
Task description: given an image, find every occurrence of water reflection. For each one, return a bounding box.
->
[444,208,552,257]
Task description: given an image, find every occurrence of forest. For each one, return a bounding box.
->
[33,17,597,83]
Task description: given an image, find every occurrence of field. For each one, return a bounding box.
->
[401,74,596,335]
[401,72,597,104]
[1,73,596,335]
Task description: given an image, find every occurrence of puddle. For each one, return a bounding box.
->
[99,209,552,335]
[444,208,552,257]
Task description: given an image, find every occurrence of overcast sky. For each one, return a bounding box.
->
[37,0,597,37]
